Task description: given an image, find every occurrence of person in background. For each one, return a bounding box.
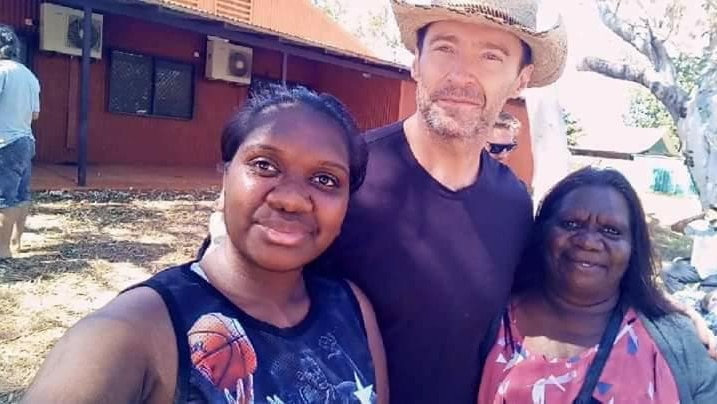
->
[0,24,40,258]
[701,290,717,334]
[486,111,520,165]
[24,86,388,404]
[478,167,717,403]
[205,188,227,256]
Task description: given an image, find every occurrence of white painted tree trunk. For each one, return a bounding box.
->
[524,0,571,207]
[678,67,717,208]
[524,86,571,207]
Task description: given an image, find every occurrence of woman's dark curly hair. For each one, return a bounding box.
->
[220,84,368,194]
[513,167,674,317]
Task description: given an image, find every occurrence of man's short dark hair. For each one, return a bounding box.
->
[0,24,19,60]
[494,111,521,133]
[415,23,533,69]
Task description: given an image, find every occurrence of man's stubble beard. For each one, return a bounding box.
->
[416,79,507,145]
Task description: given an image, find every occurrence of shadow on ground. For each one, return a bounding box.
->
[0,237,173,283]
[0,190,216,402]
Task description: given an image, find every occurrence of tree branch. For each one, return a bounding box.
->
[595,0,654,61]
[648,28,678,81]
[704,0,717,56]
[578,57,651,88]
[594,0,678,84]
[578,56,688,119]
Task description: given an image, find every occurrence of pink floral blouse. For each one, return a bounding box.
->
[478,304,680,404]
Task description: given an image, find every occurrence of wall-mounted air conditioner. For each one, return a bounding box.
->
[40,3,103,59]
[206,37,253,85]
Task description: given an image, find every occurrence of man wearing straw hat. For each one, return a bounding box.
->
[310,1,567,402]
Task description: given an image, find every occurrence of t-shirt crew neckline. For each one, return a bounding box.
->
[398,123,493,200]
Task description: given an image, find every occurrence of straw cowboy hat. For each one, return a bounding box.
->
[391,0,567,87]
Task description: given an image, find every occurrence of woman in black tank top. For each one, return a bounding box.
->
[24,86,388,404]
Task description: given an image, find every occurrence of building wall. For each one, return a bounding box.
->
[251,50,320,89]
[0,3,408,165]
[0,0,39,33]
[29,13,244,165]
[32,55,74,162]
[398,80,417,120]
[317,63,402,132]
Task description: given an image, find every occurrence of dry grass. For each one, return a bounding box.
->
[0,189,217,403]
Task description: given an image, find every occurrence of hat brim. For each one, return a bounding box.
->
[392,2,567,88]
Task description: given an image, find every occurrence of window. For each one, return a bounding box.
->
[108,50,194,119]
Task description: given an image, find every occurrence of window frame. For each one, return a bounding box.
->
[107,49,195,121]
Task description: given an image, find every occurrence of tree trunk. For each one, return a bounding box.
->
[678,66,717,209]
[524,86,571,206]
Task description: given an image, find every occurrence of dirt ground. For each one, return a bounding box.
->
[0,190,218,403]
[0,189,693,403]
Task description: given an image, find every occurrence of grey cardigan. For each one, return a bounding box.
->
[640,313,717,404]
[479,311,717,403]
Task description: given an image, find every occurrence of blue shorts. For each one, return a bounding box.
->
[0,136,35,209]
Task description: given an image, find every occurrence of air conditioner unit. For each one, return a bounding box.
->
[40,3,103,59]
[206,38,253,85]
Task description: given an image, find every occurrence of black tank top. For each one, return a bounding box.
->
[128,262,377,404]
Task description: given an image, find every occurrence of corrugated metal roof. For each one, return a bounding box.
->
[138,0,408,71]
[250,0,373,58]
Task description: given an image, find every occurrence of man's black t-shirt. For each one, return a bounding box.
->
[310,121,534,403]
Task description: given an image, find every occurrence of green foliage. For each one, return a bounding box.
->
[673,54,709,93]
[624,54,706,136]
[623,88,682,152]
[563,109,584,147]
[311,0,404,61]
[624,88,675,128]
[311,0,345,21]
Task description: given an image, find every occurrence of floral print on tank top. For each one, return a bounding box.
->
[478,304,680,404]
